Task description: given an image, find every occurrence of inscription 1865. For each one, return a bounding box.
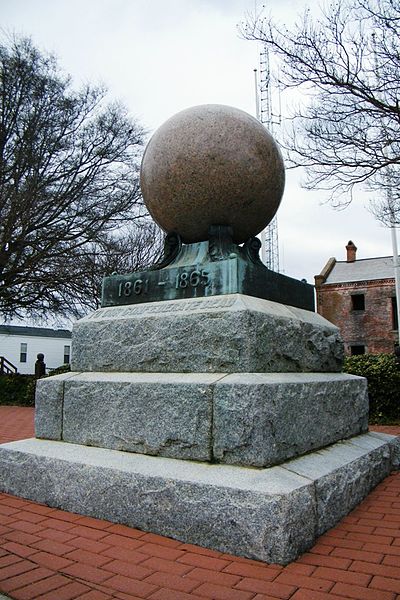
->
[175,269,210,289]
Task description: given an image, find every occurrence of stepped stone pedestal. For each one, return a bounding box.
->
[0,104,398,564]
[0,294,398,564]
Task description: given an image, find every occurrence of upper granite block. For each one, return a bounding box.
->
[71,294,343,373]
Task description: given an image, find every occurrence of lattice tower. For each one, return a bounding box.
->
[258,44,281,272]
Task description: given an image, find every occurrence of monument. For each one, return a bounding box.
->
[0,104,398,564]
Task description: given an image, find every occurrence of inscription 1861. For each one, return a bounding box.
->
[118,279,149,297]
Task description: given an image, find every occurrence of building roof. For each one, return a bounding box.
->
[325,256,395,284]
[0,325,72,339]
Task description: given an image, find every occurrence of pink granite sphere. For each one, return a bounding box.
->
[140,104,285,244]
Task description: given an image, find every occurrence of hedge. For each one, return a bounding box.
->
[0,364,71,407]
[344,353,400,423]
[0,374,36,406]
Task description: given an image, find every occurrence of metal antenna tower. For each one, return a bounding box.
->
[257,44,281,272]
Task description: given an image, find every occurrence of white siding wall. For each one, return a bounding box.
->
[0,334,72,374]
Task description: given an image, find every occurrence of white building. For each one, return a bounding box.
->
[0,325,72,375]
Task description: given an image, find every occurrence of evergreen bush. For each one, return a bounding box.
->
[344,353,400,423]
[0,374,35,406]
[0,363,71,406]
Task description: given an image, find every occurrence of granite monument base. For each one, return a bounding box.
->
[0,431,398,564]
[71,294,343,374]
[35,371,368,467]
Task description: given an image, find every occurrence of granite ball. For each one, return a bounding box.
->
[140,104,285,244]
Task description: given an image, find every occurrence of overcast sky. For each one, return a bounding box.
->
[2,0,396,286]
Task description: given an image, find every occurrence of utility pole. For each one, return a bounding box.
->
[372,33,400,344]
[387,176,400,344]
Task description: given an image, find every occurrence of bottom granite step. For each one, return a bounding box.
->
[0,432,398,564]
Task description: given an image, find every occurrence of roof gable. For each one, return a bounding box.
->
[324,256,394,284]
[0,325,72,339]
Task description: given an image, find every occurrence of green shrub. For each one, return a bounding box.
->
[48,363,71,376]
[0,374,36,406]
[344,353,400,423]
[0,363,71,406]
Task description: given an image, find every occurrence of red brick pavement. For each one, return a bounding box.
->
[0,407,35,445]
[0,406,399,599]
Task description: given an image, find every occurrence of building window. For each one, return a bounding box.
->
[350,345,365,355]
[64,345,71,364]
[20,343,27,363]
[351,294,365,311]
[392,297,398,331]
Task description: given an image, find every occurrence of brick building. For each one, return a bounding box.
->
[315,241,398,355]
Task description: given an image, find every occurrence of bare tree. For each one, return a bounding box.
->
[0,35,149,319]
[242,0,400,225]
[83,221,164,310]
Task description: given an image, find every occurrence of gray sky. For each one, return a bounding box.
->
[2,0,395,284]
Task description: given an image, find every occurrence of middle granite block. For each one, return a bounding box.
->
[62,372,218,462]
[36,371,368,467]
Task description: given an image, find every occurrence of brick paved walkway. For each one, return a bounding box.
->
[0,407,35,445]
[0,406,399,599]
